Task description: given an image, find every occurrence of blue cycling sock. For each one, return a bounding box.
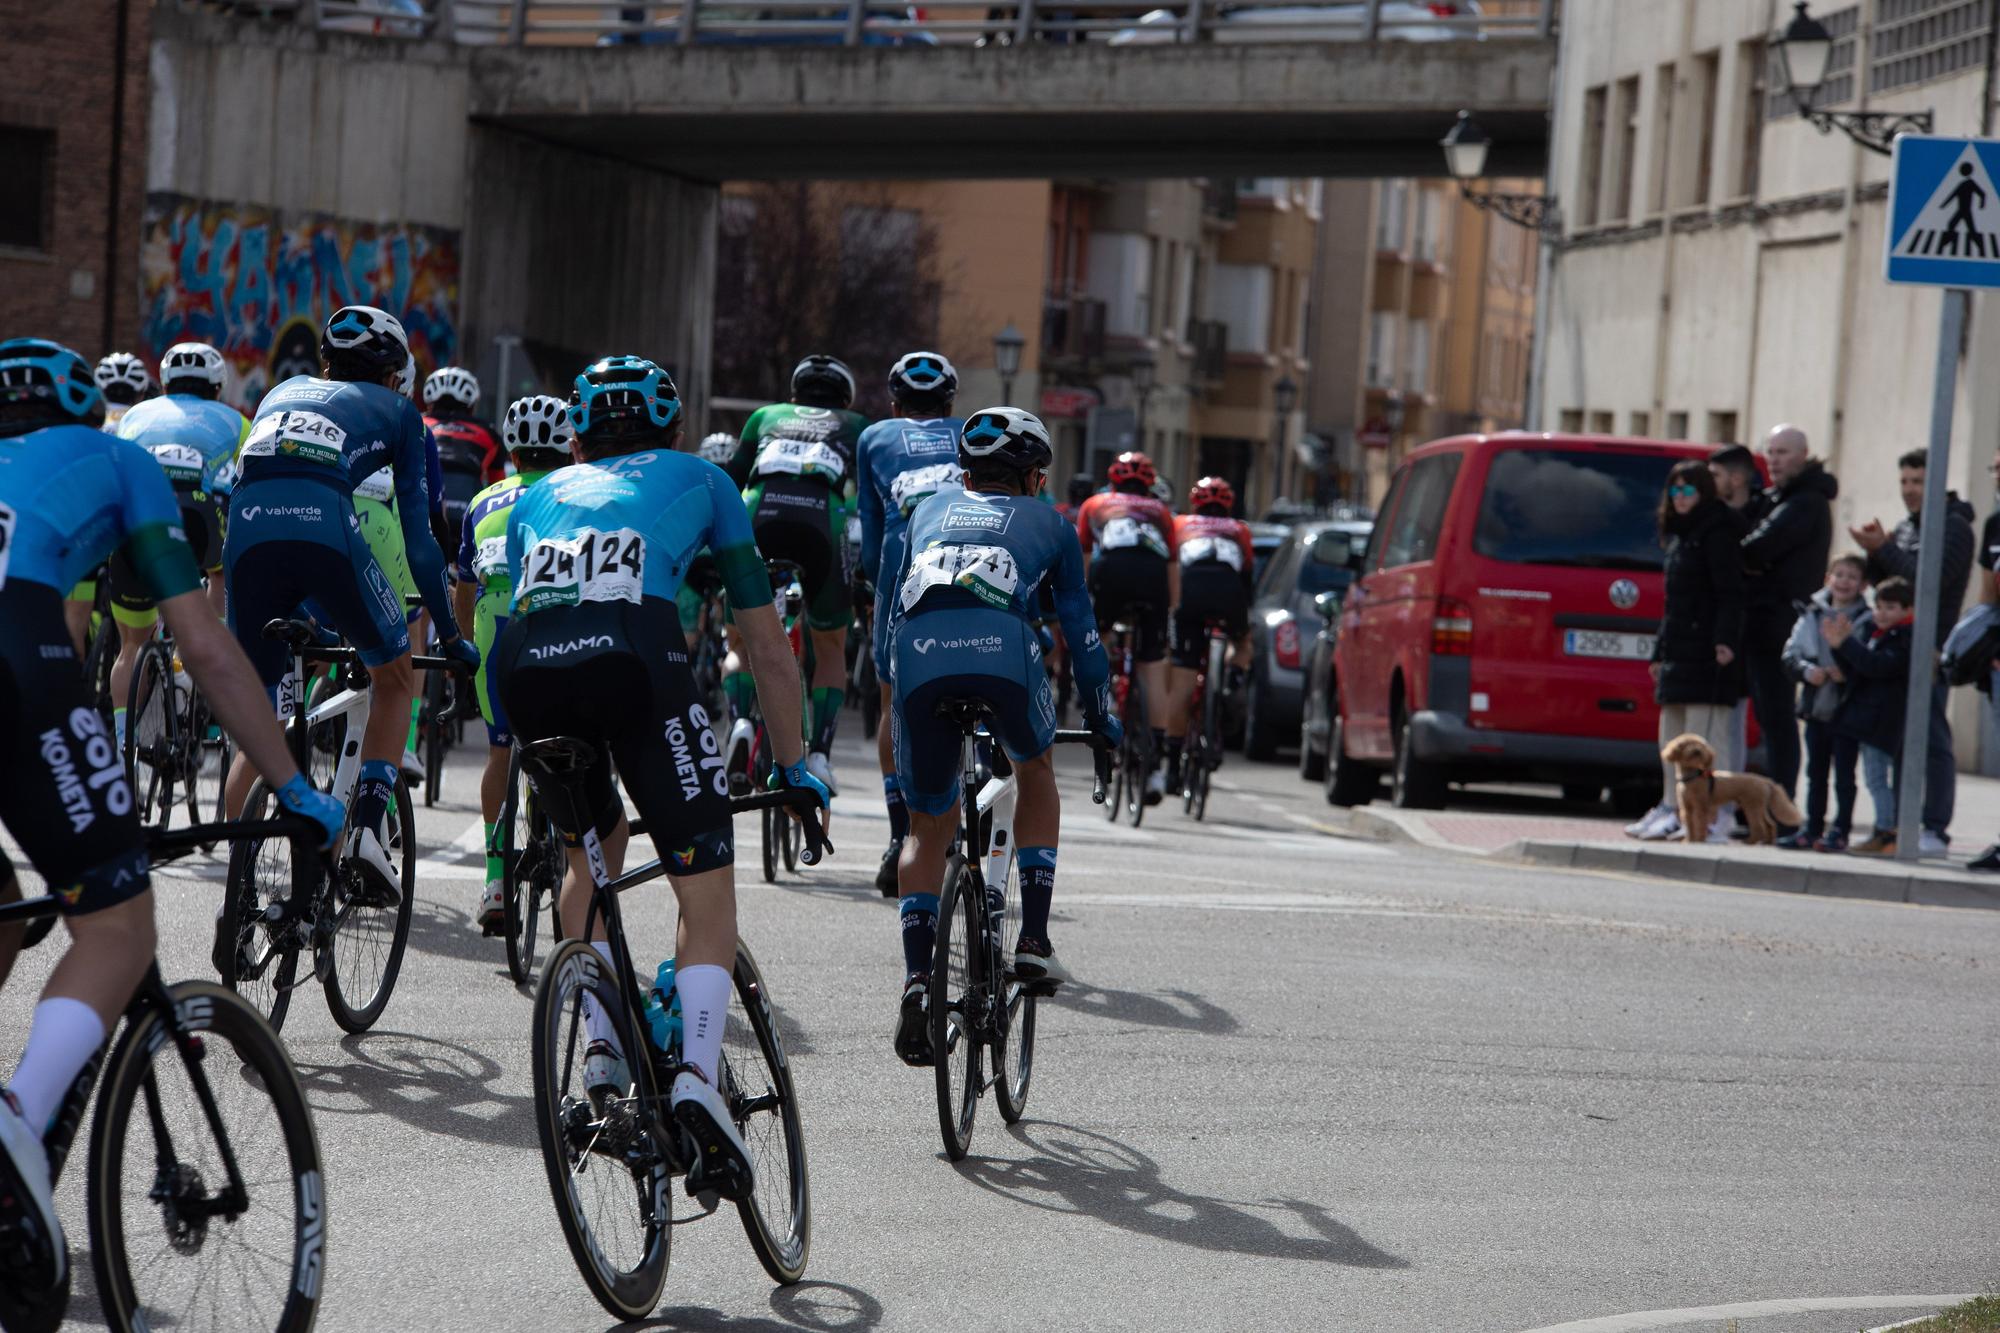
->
[899,893,939,980]
[883,775,909,841]
[1017,846,1057,941]
[353,759,398,837]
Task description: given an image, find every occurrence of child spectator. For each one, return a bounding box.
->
[1825,577,1914,856]
[1779,554,1869,851]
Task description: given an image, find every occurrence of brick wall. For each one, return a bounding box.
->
[0,0,152,361]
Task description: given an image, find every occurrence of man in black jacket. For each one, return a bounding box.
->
[1851,447,1977,856]
[1738,426,1837,803]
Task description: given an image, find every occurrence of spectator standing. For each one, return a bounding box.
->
[1825,578,1916,855]
[1630,460,1745,842]
[1850,448,1975,857]
[1736,426,1837,800]
[1709,444,1766,788]
[1778,554,1868,851]
[1967,449,2000,871]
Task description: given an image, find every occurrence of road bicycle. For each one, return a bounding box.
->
[213,618,468,1035]
[409,596,470,809]
[496,744,564,985]
[1179,621,1234,823]
[928,698,1108,1161]
[735,562,809,884]
[0,812,331,1333]
[1100,615,1153,828]
[122,630,234,843]
[519,735,829,1320]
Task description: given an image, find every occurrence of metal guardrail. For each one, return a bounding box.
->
[195,0,1555,48]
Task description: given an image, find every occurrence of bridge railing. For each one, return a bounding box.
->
[188,0,1554,47]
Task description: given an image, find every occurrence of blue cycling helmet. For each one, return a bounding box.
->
[569,355,681,442]
[888,350,957,405]
[319,305,411,381]
[958,406,1052,473]
[0,338,106,426]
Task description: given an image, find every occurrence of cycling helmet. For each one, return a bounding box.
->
[320,305,411,381]
[394,352,417,399]
[790,354,856,410]
[1067,473,1096,505]
[697,431,737,465]
[1189,475,1236,514]
[887,350,957,405]
[423,366,480,412]
[958,406,1052,473]
[160,341,227,398]
[569,355,680,441]
[0,338,105,425]
[1107,451,1156,492]
[503,394,575,454]
[94,352,152,404]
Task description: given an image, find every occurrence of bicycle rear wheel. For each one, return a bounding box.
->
[1122,727,1147,828]
[217,779,303,1034]
[930,855,982,1161]
[125,640,179,829]
[423,669,447,808]
[323,775,417,1033]
[87,980,323,1333]
[502,759,549,986]
[724,942,811,1285]
[183,686,232,847]
[995,983,1036,1124]
[531,941,671,1320]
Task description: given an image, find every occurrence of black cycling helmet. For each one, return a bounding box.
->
[958,406,1052,475]
[320,305,412,383]
[790,354,856,410]
[0,338,106,429]
[1067,472,1095,505]
[887,350,957,406]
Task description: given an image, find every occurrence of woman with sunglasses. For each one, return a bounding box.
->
[1634,459,1747,841]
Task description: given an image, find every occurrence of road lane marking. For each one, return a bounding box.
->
[1516,1294,1977,1333]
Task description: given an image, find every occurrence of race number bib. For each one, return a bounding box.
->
[1179,535,1243,570]
[148,442,207,486]
[351,467,395,502]
[890,462,963,516]
[754,436,847,482]
[473,535,510,582]
[517,527,646,612]
[1099,515,1168,558]
[899,543,1020,612]
[0,501,14,590]
[242,410,348,467]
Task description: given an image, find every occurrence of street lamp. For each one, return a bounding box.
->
[1772,1,1931,156]
[1273,374,1298,499]
[994,321,1025,406]
[1440,111,1560,235]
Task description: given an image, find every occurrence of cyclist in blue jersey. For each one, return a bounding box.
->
[222,305,476,905]
[0,339,344,1299]
[883,407,1120,1065]
[856,351,965,895]
[494,355,829,1191]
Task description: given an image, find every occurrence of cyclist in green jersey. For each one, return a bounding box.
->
[720,355,869,795]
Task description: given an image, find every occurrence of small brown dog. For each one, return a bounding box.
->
[1660,733,1805,844]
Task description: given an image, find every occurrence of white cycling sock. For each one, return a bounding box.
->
[672,964,731,1088]
[10,998,107,1136]
[581,942,620,1052]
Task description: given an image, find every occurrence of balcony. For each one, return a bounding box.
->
[1042,296,1108,367]
[1189,319,1228,384]
[1200,179,1239,226]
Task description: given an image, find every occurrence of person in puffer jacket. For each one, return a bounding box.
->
[1779,554,1869,851]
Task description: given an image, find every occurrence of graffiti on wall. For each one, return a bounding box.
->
[141,193,460,410]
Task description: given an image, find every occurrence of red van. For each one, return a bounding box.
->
[1323,433,1717,810]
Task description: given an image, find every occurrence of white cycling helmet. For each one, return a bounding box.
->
[394,352,417,399]
[503,394,575,454]
[160,342,227,397]
[321,305,411,381]
[423,366,480,412]
[957,406,1052,471]
[94,351,152,403]
[697,431,737,465]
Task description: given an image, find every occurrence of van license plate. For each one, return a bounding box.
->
[1564,630,1654,660]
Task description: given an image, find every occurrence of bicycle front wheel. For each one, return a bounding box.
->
[88,980,324,1333]
[323,775,417,1033]
[423,670,447,808]
[217,779,303,1034]
[724,942,811,1284]
[930,856,982,1161]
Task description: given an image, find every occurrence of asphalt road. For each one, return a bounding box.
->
[5,722,1996,1333]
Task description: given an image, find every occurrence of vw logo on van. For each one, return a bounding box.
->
[1608,578,1640,610]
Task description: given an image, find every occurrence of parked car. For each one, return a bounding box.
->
[1110,0,1480,44]
[1315,433,1717,810]
[1247,521,1292,590]
[1242,519,1372,761]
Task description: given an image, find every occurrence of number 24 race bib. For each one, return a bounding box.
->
[899,543,1020,612]
[517,527,646,612]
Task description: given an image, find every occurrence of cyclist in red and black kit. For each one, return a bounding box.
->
[1165,476,1255,793]
[1076,451,1179,803]
[422,366,505,553]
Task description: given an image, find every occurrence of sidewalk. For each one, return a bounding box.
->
[1346,773,2000,911]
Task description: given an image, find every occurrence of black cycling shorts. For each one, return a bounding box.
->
[439,468,484,553]
[106,488,225,622]
[0,584,151,915]
[1088,549,1170,663]
[747,475,850,631]
[495,601,735,876]
[1171,563,1251,668]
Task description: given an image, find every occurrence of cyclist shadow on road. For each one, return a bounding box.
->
[1043,978,1240,1036]
[615,1279,885,1332]
[291,1031,535,1149]
[957,1121,1408,1270]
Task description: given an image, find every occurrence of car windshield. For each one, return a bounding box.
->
[1473,449,1677,570]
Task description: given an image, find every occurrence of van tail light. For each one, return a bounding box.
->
[1432,597,1473,656]
[1273,618,1301,669]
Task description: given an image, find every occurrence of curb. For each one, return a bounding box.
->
[1499,838,2000,910]
[1346,806,1458,852]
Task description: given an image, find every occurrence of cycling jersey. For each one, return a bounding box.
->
[0,423,199,915]
[425,412,504,546]
[730,402,869,632]
[454,468,553,746]
[1170,512,1255,668]
[106,393,249,624]
[885,487,1110,816]
[854,414,964,678]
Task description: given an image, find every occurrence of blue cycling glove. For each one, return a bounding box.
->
[1086,711,1125,751]
[440,637,481,672]
[774,759,831,810]
[277,773,345,851]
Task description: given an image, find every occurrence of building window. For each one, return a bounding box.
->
[1767,5,1858,120]
[1666,410,1689,440]
[1629,410,1651,436]
[1610,75,1640,223]
[1650,62,1676,214]
[1377,180,1409,251]
[1578,86,1608,227]
[1707,409,1739,443]
[1214,263,1273,355]
[1589,410,1615,434]
[1689,50,1720,207]
[1559,409,1585,433]
[0,127,52,252]
[1414,188,1437,261]
[1367,312,1398,388]
[1086,232,1157,339]
[1870,0,1993,95]
[1405,320,1431,394]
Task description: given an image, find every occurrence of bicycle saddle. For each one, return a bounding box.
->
[517,736,599,776]
[933,696,995,730]
[261,617,319,650]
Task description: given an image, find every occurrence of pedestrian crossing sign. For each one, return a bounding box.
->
[1886,134,2000,289]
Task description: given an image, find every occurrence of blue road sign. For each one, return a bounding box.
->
[1886,135,2000,289]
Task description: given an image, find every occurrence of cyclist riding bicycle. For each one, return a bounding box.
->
[1164,475,1255,793]
[104,341,250,745]
[423,365,505,550]
[883,407,1119,1064]
[455,394,573,934]
[0,337,343,1300]
[493,354,829,1189]
[721,354,869,794]
[1057,471,1096,524]
[222,305,476,905]
[94,350,153,428]
[856,350,964,893]
[1075,450,1179,804]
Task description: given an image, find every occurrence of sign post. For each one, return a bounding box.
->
[1882,135,2000,867]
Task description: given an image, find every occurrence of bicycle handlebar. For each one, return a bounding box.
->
[627,786,835,868]
[1054,728,1114,805]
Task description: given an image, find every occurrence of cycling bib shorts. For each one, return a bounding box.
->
[354,494,421,625]
[744,475,852,632]
[1088,549,1170,663]
[890,606,1056,817]
[1171,563,1250,668]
